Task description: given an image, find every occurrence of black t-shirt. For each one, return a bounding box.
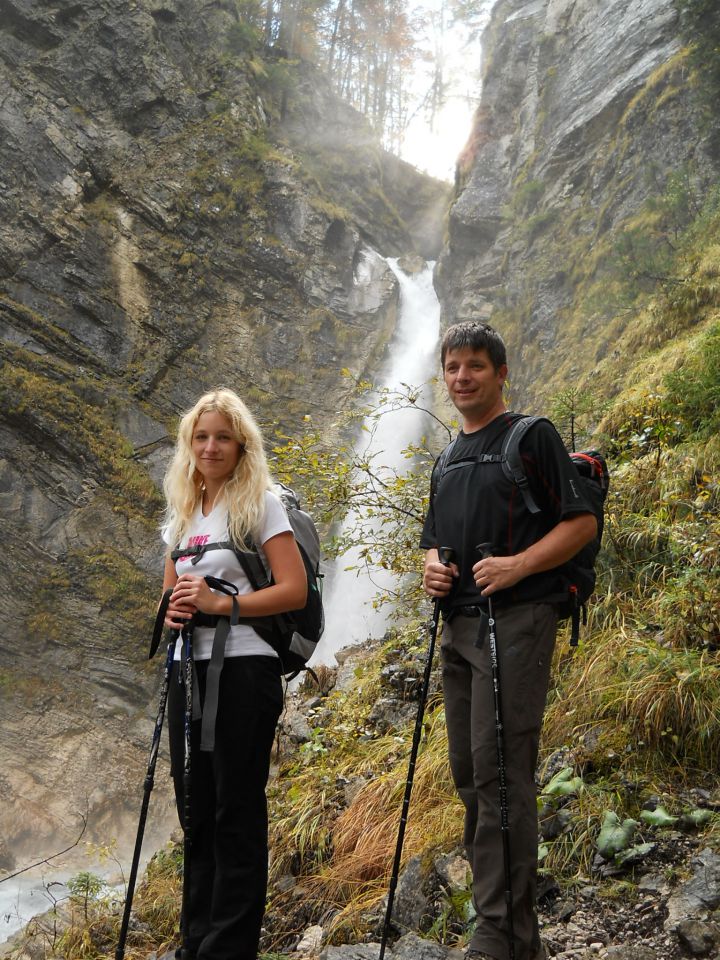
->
[420,412,592,608]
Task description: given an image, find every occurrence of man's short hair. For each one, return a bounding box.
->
[440,321,507,370]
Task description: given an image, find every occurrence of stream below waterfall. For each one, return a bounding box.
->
[309,256,441,666]
[0,862,112,944]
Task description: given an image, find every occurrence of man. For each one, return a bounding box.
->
[421,321,596,960]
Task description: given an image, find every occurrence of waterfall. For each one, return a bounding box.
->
[309,257,441,666]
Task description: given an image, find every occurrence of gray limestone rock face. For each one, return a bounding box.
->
[604,947,657,960]
[434,850,471,892]
[388,855,431,932]
[320,945,381,960]
[436,0,717,410]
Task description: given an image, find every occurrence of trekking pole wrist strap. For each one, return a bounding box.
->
[200,576,240,753]
[149,588,174,660]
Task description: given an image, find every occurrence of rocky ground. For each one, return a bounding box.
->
[276,645,720,960]
[536,844,720,959]
[288,838,720,960]
[5,842,718,960]
[3,643,718,960]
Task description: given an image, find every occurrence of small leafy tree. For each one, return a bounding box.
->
[226,0,265,54]
[271,379,451,615]
[549,387,603,452]
[610,392,681,467]
[67,871,104,920]
[612,167,701,294]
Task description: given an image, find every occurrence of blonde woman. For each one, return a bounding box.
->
[161,388,306,960]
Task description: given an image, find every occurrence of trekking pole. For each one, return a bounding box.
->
[379,546,456,960]
[116,629,179,960]
[180,617,196,960]
[476,542,515,960]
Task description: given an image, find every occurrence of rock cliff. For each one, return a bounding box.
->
[436,0,717,411]
[0,0,448,867]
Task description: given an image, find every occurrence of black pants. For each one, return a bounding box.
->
[441,604,557,960]
[168,655,283,960]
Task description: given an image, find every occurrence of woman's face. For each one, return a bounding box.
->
[191,410,243,485]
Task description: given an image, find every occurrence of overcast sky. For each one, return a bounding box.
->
[400,0,493,180]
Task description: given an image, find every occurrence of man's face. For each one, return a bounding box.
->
[443,347,507,422]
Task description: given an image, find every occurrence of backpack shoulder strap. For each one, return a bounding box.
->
[233,545,271,590]
[501,415,552,515]
[431,435,459,500]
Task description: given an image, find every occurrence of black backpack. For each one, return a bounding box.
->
[169,483,325,677]
[434,415,609,645]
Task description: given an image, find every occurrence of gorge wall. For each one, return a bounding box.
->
[437,0,718,413]
[0,0,449,868]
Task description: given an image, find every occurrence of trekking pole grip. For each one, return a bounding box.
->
[438,545,456,568]
[476,541,493,561]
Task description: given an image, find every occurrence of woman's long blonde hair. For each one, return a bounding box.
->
[163,388,273,550]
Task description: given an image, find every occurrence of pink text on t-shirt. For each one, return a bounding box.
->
[177,534,210,564]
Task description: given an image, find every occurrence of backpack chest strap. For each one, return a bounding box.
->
[171,540,249,564]
[171,541,271,586]
[441,453,505,476]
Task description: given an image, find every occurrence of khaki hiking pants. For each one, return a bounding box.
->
[441,603,557,960]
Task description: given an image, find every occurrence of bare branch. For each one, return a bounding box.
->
[0,810,88,884]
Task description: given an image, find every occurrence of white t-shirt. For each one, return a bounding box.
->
[166,489,292,660]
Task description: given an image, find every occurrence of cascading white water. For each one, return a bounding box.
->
[309,257,441,666]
